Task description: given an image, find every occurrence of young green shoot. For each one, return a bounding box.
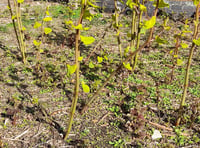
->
[81,0,160,114]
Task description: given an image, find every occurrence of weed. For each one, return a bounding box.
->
[172,128,189,146]
[189,85,200,97]
[40,87,53,94]
[108,105,121,117]
[0,25,8,33]
[50,5,67,18]
[22,67,33,74]
[80,128,90,137]
[109,139,124,148]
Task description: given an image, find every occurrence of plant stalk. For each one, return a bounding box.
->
[64,0,87,140]
[7,0,21,51]
[130,8,136,51]
[133,4,144,71]
[114,0,122,59]
[14,0,26,63]
[176,3,199,126]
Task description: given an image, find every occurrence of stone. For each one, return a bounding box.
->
[152,129,162,140]
[145,1,196,18]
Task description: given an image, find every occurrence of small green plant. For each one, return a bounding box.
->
[81,0,160,114]
[33,5,53,68]
[80,128,90,137]
[173,128,188,146]
[109,139,125,148]
[0,25,8,32]
[108,105,121,117]
[169,19,191,82]
[127,0,147,70]
[64,0,97,140]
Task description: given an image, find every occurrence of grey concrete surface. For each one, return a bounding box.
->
[145,1,196,18]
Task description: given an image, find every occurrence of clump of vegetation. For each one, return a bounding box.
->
[0,0,199,147]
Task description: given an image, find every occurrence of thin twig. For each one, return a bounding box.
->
[3,138,29,143]
[32,127,45,138]
[14,129,29,139]
[97,112,113,124]
[148,121,173,131]
[50,107,70,116]
[84,23,112,64]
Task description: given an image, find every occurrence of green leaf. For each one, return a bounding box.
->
[80,35,95,46]
[32,97,39,104]
[127,32,131,38]
[169,50,173,55]
[12,15,16,20]
[44,27,52,34]
[43,17,52,22]
[83,10,94,21]
[116,31,120,36]
[123,62,132,71]
[182,30,192,34]
[124,46,130,56]
[39,49,44,53]
[89,61,95,68]
[163,17,169,26]
[174,55,178,58]
[118,0,124,4]
[67,64,77,77]
[112,15,116,22]
[193,38,200,46]
[82,81,90,93]
[126,0,138,9]
[184,24,189,29]
[97,56,103,63]
[65,20,73,25]
[155,36,168,44]
[72,24,83,30]
[180,43,188,48]
[140,4,147,11]
[163,17,171,30]
[109,141,114,145]
[164,26,171,30]
[153,0,169,8]
[34,22,41,29]
[87,1,99,8]
[33,40,41,46]
[177,59,183,66]
[143,16,156,29]
[84,27,90,31]
[131,47,136,51]
[78,56,83,62]
[104,56,108,60]
[193,0,200,6]
[185,19,189,25]
[140,28,146,34]
[46,11,50,15]
[22,26,26,31]
[17,0,24,3]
